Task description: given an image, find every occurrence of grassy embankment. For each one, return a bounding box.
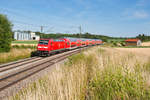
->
[0,45,36,64]
[0,40,38,64]
[10,47,150,100]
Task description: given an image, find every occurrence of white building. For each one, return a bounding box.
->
[30,32,40,40]
[14,31,40,40]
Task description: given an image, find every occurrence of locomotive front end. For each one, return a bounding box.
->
[37,39,51,56]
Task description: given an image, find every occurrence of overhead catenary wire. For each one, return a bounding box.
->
[0,8,85,34]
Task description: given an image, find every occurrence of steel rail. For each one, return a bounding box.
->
[0,57,44,73]
[0,57,39,68]
[0,47,86,71]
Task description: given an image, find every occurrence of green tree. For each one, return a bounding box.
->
[0,14,13,52]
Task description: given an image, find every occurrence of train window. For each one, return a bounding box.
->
[39,40,49,45]
[53,39,63,42]
[54,39,65,42]
[53,39,58,42]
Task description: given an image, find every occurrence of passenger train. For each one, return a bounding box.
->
[33,37,103,56]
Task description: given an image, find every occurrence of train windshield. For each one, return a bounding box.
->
[39,40,49,45]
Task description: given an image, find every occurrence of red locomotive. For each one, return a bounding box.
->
[34,37,102,56]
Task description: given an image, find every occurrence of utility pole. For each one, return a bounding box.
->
[79,25,82,39]
[79,25,82,52]
[41,26,43,33]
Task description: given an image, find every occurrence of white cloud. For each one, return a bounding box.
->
[133,10,148,18]
[124,10,149,19]
[122,8,149,19]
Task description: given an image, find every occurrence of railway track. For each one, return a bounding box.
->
[0,47,88,99]
[0,57,39,68]
[0,57,43,73]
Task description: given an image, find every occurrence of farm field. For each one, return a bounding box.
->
[10,46,150,100]
[107,38,125,43]
[116,48,150,56]
[12,40,38,46]
[142,41,150,46]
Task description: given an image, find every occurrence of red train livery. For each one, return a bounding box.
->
[36,37,102,56]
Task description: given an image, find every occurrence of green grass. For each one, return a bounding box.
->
[107,39,126,43]
[12,40,38,44]
[89,66,150,100]
[12,45,37,49]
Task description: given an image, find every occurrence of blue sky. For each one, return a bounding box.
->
[0,0,150,37]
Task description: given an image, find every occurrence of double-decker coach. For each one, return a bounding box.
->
[63,37,80,49]
[95,39,103,45]
[35,37,103,56]
[80,39,86,47]
[85,39,90,46]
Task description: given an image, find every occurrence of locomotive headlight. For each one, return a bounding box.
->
[38,46,42,48]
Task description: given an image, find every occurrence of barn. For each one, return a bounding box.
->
[125,39,141,46]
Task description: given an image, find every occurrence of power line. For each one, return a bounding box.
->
[0,8,81,32]
[0,8,85,33]
[0,8,49,32]
[12,20,52,33]
[12,20,42,27]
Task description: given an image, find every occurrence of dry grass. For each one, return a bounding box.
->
[10,47,150,100]
[11,44,37,46]
[115,48,150,63]
[0,48,33,64]
[142,42,150,46]
[116,48,150,56]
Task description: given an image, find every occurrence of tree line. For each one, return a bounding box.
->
[35,32,115,42]
[136,34,150,42]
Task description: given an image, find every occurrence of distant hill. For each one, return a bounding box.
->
[35,32,125,42]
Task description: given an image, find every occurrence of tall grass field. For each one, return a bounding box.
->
[10,47,150,100]
[0,45,36,64]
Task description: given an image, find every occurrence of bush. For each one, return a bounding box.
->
[120,41,126,46]
[0,14,13,52]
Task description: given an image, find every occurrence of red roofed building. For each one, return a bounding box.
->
[125,39,141,46]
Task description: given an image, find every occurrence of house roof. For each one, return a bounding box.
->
[125,39,140,42]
